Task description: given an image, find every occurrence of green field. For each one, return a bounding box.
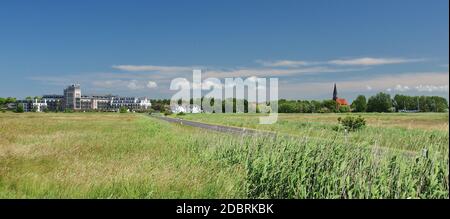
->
[0,112,448,198]
[173,113,449,151]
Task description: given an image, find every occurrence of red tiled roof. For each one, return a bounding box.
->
[336,98,348,105]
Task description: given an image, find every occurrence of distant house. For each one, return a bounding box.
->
[335,98,348,106]
[332,84,348,106]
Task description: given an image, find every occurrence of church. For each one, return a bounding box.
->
[332,84,348,106]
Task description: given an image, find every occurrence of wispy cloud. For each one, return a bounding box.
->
[203,66,363,78]
[256,60,311,67]
[112,65,193,72]
[328,57,424,66]
[256,57,425,68]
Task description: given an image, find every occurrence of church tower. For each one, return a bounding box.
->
[333,83,338,101]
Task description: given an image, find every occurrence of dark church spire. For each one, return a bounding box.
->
[333,83,338,101]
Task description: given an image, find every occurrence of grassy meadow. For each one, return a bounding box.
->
[0,112,448,198]
[173,113,449,152]
[0,112,245,198]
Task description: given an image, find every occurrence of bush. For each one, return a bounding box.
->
[177,112,186,116]
[64,109,74,113]
[15,105,24,113]
[1,109,6,113]
[337,116,366,131]
[318,107,331,113]
[164,111,173,116]
[119,107,128,113]
[338,105,351,113]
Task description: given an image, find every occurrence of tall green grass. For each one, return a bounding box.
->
[174,113,449,152]
[206,134,449,198]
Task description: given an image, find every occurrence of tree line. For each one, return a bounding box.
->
[0,97,17,105]
[151,93,448,113]
[2,93,448,113]
[278,93,448,113]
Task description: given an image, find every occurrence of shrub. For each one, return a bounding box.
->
[337,116,366,131]
[164,111,173,116]
[177,112,185,116]
[15,104,24,113]
[64,109,73,113]
[338,105,351,113]
[119,107,128,113]
[318,107,331,113]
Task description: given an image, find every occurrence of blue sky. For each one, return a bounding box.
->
[0,0,448,101]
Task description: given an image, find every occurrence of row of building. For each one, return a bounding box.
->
[17,84,151,112]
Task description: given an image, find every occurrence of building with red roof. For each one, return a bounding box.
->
[332,84,348,106]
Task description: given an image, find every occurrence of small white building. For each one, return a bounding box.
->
[171,104,202,114]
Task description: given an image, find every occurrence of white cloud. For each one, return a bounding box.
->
[328,57,424,66]
[415,85,449,92]
[204,66,362,78]
[92,80,125,88]
[127,80,144,90]
[394,84,410,92]
[146,81,158,88]
[92,79,149,90]
[366,85,372,91]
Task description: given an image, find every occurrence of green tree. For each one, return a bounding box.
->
[279,101,296,113]
[16,104,24,113]
[351,95,367,112]
[367,92,392,112]
[430,96,449,112]
[5,97,16,103]
[394,95,448,112]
